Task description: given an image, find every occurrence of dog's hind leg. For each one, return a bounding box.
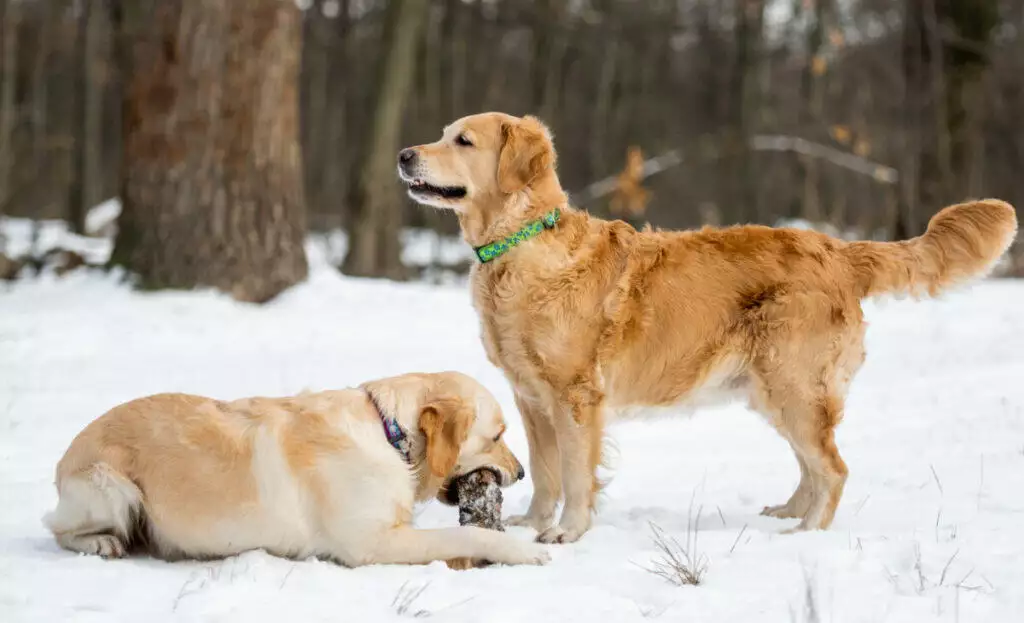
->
[760,437,814,519]
[43,463,142,558]
[746,287,865,531]
[751,372,850,531]
[750,333,863,530]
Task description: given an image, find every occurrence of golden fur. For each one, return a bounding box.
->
[44,371,549,567]
[398,112,1018,543]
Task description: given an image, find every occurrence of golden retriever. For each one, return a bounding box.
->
[398,112,1018,543]
[44,371,550,567]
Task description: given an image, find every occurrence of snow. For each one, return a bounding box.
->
[0,218,112,266]
[312,227,474,273]
[2,207,472,282]
[2,221,1024,622]
[83,199,122,238]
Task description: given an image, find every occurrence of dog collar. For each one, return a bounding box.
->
[473,208,561,263]
[365,389,413,465]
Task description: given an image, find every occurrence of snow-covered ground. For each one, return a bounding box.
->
[2,222,1023,622]
[0,207,475,284]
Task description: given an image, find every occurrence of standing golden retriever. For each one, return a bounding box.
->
[44,371,549,567]
[397,112,1018,543]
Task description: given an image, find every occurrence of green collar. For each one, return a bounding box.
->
[474,208,561,263]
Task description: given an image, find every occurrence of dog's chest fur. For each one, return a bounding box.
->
[469,233,751,415]
[471,259,599,399]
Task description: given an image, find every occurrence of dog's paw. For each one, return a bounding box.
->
[446,557,496,570]
[505,512,553,532]
[495,541,551,566]
[761,496,813,519]
[88,534,126,558]
[760,503,801,519]
[536,525,586,544]
[780,524,812,535]
[536,510,590,544]
[520,543,551,565]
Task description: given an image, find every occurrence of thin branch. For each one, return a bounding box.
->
[278,563,297,590]
[938,549,959,586]
[750,135,898,183]
[853,494,871,516]
[929,465,944,496]
[728,524,748,555]
[571,134,898,205]
[392,581,432,618]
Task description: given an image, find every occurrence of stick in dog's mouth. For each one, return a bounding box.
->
[443,467,503,505]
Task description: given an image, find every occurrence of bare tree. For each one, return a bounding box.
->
[68,0,95,233]
[798,0,832,223]
[110,0,308,302]
[0,0,18,226]
[898,0,1000,238]
[342,0,428,279]
[734,0,765,224]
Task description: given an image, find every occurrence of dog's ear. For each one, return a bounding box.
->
[497,116,555,194]
[419,396,473,479]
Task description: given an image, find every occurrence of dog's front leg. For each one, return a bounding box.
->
[364,527,550,567]
[506,393,561,532]
[536,385,604,544]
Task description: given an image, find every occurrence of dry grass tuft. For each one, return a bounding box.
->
[392,581,432,618]
[639,507,708,587]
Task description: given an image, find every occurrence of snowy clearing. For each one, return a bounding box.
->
[2,224,1024,622]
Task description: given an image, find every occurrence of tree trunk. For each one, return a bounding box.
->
[0,0,18,224]
[589,28,618,179]
[799,0,829,224]
[301,1,331,220]
[939,0,998,200]
[325,0,350,229]
[734,0,764,224]
[341,0,428,279]
[83,3,106,220]
[898,1,924,239]
[68,0,91,233]
[532,0,568,122]
[900,0,997,237]
[110,0,308,303]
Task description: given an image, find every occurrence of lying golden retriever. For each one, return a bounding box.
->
[398,112,1018,543]
[44,371,549,567]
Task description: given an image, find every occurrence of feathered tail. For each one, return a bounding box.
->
[843,199,1018,298]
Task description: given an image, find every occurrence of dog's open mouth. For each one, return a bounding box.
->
[407,180,467,200]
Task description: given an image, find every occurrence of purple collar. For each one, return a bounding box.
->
[365,389,412,464]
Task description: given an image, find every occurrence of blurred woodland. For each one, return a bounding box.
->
[0,0,1022,299]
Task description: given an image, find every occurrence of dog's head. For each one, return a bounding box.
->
[397,113,562,241]
[363,371,524,503]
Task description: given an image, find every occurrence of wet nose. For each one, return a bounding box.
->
[516,463,526,482]
[398,148,417,167]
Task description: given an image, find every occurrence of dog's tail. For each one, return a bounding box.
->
[843,199,1017,299]
[44,463,146,555]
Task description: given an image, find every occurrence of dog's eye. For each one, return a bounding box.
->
[455,134,473,147]
[492,433,502,443]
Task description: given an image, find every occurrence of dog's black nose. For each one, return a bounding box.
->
[398,148,417,166]
[516,464,526,481]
